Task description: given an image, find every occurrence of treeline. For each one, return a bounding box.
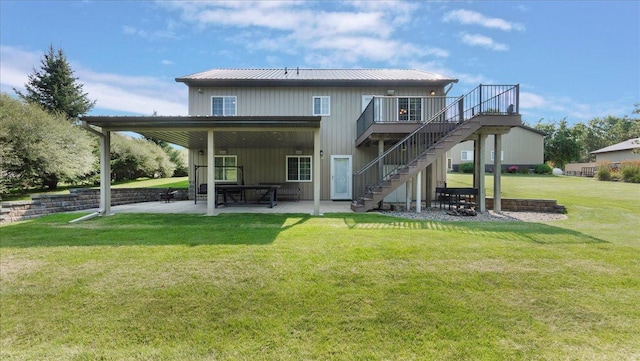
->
[0,94,187,195]
[531,105,640,169]
[0,45,186,197]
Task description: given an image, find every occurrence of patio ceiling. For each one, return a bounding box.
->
[81,116,321,150]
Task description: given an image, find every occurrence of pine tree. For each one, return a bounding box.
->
[14,45,95,120]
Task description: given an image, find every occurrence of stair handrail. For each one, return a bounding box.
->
[352,84,519,204]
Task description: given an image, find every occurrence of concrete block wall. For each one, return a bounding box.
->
[486,198,566,213]
[1,188,188,224]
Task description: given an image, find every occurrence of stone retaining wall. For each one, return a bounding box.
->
[0,188,188,224]
[486,198,566,213]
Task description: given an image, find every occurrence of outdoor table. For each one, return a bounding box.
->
[215,184,281,208]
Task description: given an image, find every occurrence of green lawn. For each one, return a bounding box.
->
[1,175,639,360]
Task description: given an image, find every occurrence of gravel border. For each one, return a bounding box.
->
[379,207,568,222]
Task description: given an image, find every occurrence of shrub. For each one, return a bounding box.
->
[620,160,640,183]
[459,162,474,173]
[534,163,552,174]
[596,161,612,181]
[519,167,530,174]
[507,165,519,173]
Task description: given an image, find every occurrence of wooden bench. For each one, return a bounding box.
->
[259,182,300,201]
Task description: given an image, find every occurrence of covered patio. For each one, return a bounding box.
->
[81,115,323,217]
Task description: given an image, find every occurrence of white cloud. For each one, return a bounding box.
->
[160,1,447,66]
[443,9,525,32]
[1,46,187,116]
[460,33,508,51]
[122,25,179,40]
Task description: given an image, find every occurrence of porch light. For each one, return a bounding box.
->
[320,150,324,158]
[198,149,203,156]
[386,89,395,96]
[295,149,303,155]
[430,90,436,96]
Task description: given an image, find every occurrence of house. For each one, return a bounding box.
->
[447,125,545,172]
[82,68,522,216]
[591,138,640,163]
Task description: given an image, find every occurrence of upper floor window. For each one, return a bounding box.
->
[287,155,312,182]
[313,96,330,116]
[398,97,422,122]
[215,155,237,182]
[212,96,237,116]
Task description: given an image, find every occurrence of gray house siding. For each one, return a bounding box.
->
[189,85,446,200]
[447,126,544,171]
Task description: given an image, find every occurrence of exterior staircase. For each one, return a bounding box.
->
[351,84,520,212]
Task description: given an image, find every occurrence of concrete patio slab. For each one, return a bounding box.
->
[107,200,352,215]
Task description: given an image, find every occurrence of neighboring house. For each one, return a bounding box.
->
[591,138,640,163]
[82,68,522,215]
[447,125,545,172]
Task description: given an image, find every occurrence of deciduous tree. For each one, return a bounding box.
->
[0,94,96,192]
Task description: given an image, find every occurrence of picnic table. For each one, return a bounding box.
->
[435,187,478,210]
[215,184,281,208]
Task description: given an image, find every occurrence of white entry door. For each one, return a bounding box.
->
[331,155,352,200]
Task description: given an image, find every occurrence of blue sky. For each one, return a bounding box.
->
[1,0,638,125]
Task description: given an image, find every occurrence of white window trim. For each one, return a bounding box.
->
[490,150,504,161]
[313,96,330,116]
[286,155,313,182]
[461,150,474,161]
[214,155,238,182]
[211,96,237,116]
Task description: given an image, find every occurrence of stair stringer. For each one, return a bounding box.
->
[351,119,482,212]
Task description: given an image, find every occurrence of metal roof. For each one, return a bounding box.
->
[591,138,640,154]
[176,68,458,87]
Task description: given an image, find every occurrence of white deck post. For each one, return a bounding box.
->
[100,129,111,216]
[493,134,502,213]
[474,134,488,212]
[416,171,422,213]
[313,129,321,215]
[405,178,412,211]
[207,130,216,216]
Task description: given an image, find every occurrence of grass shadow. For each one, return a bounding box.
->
[1,212,605,249]
[0,212,313,248]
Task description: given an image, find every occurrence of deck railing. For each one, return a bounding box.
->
[356,96,460,139]
[352,84,519,205]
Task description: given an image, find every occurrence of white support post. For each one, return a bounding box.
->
[313,129,321,216]
[405,179,412,211]
[474,134,488,212]
[416,171,422,213]
[100,129,111,216]
[493,134,502,213]
[207,130,216,216]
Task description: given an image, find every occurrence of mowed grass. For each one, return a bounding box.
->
[1,175,639,360]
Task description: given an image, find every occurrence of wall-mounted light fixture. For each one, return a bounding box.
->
[429,90,436,96]
[198,149,204,156]
[320,150,324,158]
[218,149,227,155]
[386,89,395,96]
[197,88,203,94]
[295,149,303,155]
